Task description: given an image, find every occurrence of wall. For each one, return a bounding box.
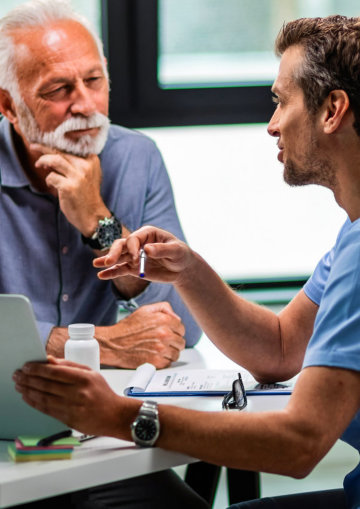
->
[139,124,346,280]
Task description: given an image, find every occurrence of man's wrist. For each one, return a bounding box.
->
[82,212,122,251]
[174,249,200,290]
[82,209,113,238]
[46,326,68,357]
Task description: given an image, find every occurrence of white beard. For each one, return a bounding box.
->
[16,101,110,157]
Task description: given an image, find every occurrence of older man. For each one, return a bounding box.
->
[16,15,360,509]
[0,0,201,369]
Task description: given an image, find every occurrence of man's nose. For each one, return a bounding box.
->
[70,81,97,116]
[267,107,280,138]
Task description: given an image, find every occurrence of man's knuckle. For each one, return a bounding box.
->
[157,326,171,340]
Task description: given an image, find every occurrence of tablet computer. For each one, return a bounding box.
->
[0,294,68,439]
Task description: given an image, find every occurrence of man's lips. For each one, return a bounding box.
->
[277,145,284,162]
[66,127,100,138]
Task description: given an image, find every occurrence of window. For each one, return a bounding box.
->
[158,0,360,89]
[104,0,360,128]
[103,0,273,127]
[0,1,101,32]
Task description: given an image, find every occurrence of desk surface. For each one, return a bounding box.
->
[0,336,289,508]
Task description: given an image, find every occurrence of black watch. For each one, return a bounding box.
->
[131,401,160,447]
[82,213,122,251]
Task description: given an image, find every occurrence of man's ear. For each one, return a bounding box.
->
[322,89,350,134]
[0,89,18,124]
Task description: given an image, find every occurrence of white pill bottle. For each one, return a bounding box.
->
[64,323,100,371]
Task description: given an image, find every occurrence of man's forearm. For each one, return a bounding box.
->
[112,274,149,300]
[114,366,360,479]
[174,251,283,379]
[174,252,317,381]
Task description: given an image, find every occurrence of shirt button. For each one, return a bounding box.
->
[62,294,69,302]
[62,246,69,255]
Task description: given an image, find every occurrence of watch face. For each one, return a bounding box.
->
[97,218,122,248]
[134,417,158,442]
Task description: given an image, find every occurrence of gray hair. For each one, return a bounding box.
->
[0,0,108,103]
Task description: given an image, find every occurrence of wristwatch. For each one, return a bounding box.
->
[82,213,122,251]
[131,401,160,447]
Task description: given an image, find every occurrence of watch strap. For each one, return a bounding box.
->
[131,400,160,447]
[140,401,158,418]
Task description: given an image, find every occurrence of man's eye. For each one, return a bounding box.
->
[86,76,103,87]
[42,86,69,100]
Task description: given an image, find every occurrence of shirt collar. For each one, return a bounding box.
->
[0,117,31,188]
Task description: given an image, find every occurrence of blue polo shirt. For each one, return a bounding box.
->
[0,118,201,346]
[303,217,360,509]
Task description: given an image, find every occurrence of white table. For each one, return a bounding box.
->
[0,337,289,508]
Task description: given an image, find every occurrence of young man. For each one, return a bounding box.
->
[0,0,201,370]
[15,15,360,509]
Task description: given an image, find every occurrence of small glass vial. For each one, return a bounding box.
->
[64,323,100,371]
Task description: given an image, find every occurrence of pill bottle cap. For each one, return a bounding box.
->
[68,323,95,339]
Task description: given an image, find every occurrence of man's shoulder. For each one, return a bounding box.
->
[336,217,360,250]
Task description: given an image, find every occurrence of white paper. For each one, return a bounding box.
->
[143,369,239,393]
[124,364,260,395]
[124,363,156,395]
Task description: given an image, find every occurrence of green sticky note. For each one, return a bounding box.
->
[18,436,80,447]
[8,444,73,462]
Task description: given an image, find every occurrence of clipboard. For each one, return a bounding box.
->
[124,363,294,397]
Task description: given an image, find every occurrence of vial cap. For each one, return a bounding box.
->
[68,323,95,339]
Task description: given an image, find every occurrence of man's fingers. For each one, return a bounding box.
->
[93,227,178,269]
[14,372,69,397]
[16,361,93,385]
[93,238,129,268]
[143,242,178,259]
[145,301,182,321]
[47,355,94,371]
[97,263,138,280]
[36,153,73,175]
[30,143,58,155]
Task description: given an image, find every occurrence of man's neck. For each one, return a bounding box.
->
[331,153,360,222]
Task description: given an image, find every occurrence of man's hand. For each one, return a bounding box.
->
[31,143,109,236]
[47,302,186,369]
[93,225,194,284]
[13,356,137,438]
[97,302,186,368]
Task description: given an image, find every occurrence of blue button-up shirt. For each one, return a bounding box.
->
[0,118,201,346]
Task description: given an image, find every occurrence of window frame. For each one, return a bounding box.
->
[102,0,275,128]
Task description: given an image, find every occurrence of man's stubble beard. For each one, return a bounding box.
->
[15,100,110,157]
[283,126,337,190]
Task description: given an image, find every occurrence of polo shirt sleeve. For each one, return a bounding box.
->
[303,217,352,306]
[303,221,360,372]
[303,248,334,305]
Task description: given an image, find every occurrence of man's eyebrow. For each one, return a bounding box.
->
[39,66,105,89]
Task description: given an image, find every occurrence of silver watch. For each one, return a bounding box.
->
[131,401,160,447]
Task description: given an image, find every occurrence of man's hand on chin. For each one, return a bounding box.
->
[31,143,108,236]
[46,302,186,369]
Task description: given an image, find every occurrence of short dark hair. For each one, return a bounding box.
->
[275,15,360,135]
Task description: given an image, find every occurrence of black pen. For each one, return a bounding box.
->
[37,429,72,447]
